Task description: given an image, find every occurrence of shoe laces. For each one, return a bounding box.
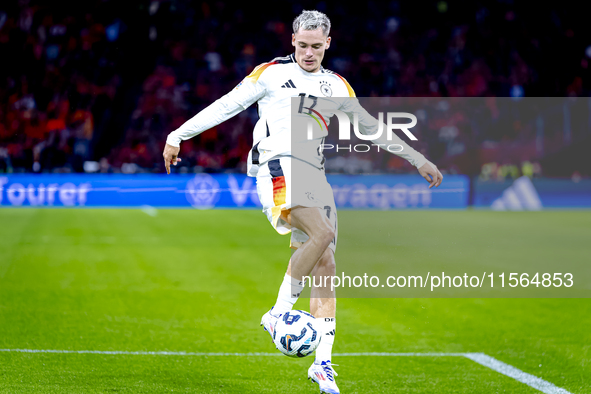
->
[269,307,282,319]
[320,361,338,381]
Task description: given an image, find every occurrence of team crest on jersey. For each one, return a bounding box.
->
[305,191,319,203]
[320,82,332,97]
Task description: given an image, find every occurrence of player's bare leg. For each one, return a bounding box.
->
[263,208,340,393]
[309,248,336,318]
[271,206,334,314]
[288,207,335,281]
[310,248,337,362]
[283,248,336,358]
[281,241,340,393]
[261,207,334,341]
[307,248,339,393]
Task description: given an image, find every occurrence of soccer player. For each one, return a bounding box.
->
[163,10,443,394]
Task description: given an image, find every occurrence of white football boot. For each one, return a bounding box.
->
[260,307,281,342]
[308,361,340,394]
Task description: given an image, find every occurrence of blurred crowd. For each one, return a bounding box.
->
[1,0,589,177]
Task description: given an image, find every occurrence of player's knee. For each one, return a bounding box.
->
[317,224,335,249]
[318,250,336,274]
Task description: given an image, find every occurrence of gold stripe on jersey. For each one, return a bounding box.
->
[245,61,277,83]
[335,73,356,97]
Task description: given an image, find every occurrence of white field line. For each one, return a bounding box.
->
[464,353,572,394]
[0,349,572,394]
[0,349,281,356]
[0,349,464,357]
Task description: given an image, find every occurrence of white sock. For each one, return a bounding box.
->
[273,273,306,315]
[315,317,336,363]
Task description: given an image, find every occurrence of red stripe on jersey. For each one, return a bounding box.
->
[334,73,356,97]
[272,176,286,206]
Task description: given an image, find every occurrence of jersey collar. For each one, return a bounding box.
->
[290,53,326,74]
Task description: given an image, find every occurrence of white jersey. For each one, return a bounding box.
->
[166,53,427,176]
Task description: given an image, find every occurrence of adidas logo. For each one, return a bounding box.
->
[281,79,296,88]
[491,176,542,211]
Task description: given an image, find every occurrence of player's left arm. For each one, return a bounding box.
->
[338,96,443,188]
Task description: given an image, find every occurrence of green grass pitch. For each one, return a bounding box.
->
[0,208,589,393]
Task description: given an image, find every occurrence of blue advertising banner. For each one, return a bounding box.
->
[0,174,469,209]
[328,175,468,209]
[0,174,260,208]
[473,178,591,209]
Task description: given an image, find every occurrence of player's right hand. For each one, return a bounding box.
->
[163,143,181,174]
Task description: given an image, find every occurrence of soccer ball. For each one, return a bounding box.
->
[273,310,321,358]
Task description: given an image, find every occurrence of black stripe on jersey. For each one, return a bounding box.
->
[288,79,296,88]
[251,122,270,165]
[268,159,284,178]
[251,142,261,165]
[273,54,295,64]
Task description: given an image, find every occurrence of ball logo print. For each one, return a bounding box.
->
[283,313,301,325]
[284,334,293,351]
[273,310,321,358]
[280,326,306,352]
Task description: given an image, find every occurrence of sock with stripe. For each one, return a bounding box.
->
[272,273,306,315]
[315,317,336,363]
